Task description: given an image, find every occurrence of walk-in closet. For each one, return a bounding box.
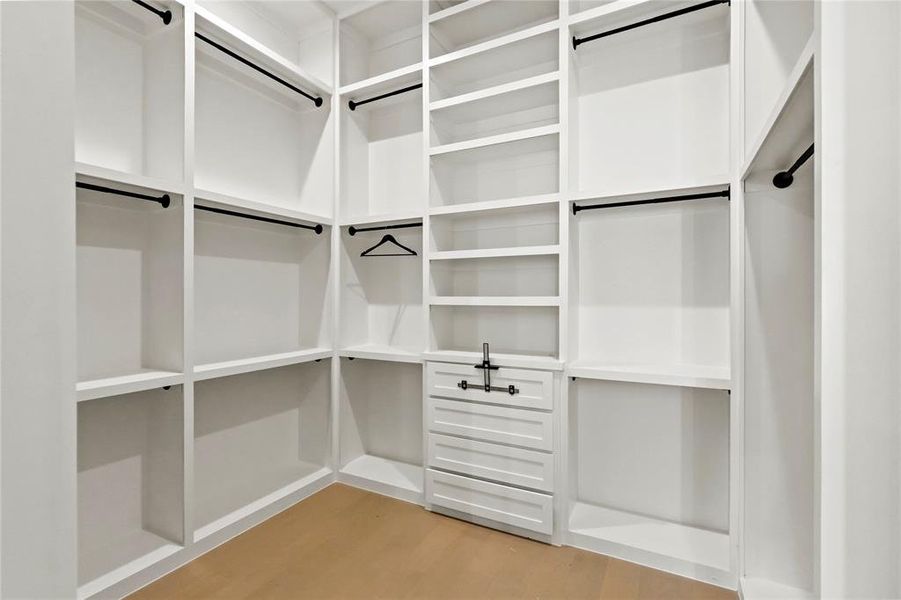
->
[3,0,901,598]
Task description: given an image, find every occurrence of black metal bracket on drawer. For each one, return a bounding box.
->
[457,379,519,396]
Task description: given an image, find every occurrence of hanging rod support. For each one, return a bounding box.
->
[572,188,730,214]
[773,143,814,188]
[349,83,422,111]
[76,181,170,208]
[573,0,729,50]
[196,205,323,234]
[195,33,323,107]
[348,222,422,236]
[131,0,172,24]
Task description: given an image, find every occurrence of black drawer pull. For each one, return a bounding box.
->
[457,380,519,396]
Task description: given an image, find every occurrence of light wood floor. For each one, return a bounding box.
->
[130,484,736,599]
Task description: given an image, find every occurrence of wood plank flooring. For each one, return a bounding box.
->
[130,484,737,599]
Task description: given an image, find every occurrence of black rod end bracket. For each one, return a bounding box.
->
[315,96,324,108]
[162,9,172,24]
[348,100,357,111]
[572,36,580,50]
[160,194,171,208]
[348,225,358,236]
[314,224,324,235]
[772,171,794,189]
[572,202,581,215]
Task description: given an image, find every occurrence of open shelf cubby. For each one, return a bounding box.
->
[193,362,331,539]
[431,203,559,253]
[430,254,559,298]
[339,359,423,501]
[429,1,558,59]
[194,18,333,217]
[570,192,730,386]
[568,379,730,581]
[75,0,184,183]
[76,180,183,387]
[193,208,330,370]
[430,72,559,148]
[339,1,422,88]
[78,387,184,593]
[195,1,335,87]
[430,305,559,359]
[430,25,558,102]
[340,74,424,221]
[340,223,423,359]
[569,1,729,196]
[430,131,559,208]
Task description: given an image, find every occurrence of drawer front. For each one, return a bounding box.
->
[427,362,553,411]
[428,433,554,492]
[426,469,553,535]
[427,397,553,451]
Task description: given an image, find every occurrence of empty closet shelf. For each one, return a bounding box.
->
[339,455,423,495]
[430,124,559,157]
[430,19,559,68]
[194,188,332,227]
[429,0,491,24]
[566,362,730,390]
[77,370,184,402]
[339,345,422,363]
[568,502,730,574]
[429,193,559,216]
[430,296,561,307]
[430,245,560,260]
[76,162,185,196]
[193,349,332,381]
[339,62,422,97]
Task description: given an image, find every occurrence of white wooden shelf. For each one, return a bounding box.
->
[430,245,560,261]
[569,179,731,207]
[75,162,184,196]
[569,0,702,34]
[568,502,730,581]
[740,577,816,600]
[77,537,181,600]
[429,193,559,216]
[194,187,333,227]
[339,455,423,503]
[340,212,423,228]
[430,71,559,114]
[77,370,184,402]
[338,62,422,96]
[430,296,561,307]
[339,344,422,364]
[194,6,332,101]
[423,349,563,371]
[193,348,332,382]
[430,124,559,157]
[429,19,559,68]
[194,466,332,542]
[567,362,730,390]
[742,34,815,179]
[428,0,491,24]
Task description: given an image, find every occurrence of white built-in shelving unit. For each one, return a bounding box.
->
[70,0,824,597]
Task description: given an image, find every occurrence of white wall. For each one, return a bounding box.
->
[0,1,77,597]
[818,1,901,597]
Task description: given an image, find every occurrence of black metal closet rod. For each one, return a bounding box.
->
[195,32,323,107]
[76,181,171,208]
[196,205,324,234]
[131,0,172,25]
[773,143,814,189]
[348,222,422,236]
[573,0,729,50]
[349,83,422,111]
[572,188,729,214]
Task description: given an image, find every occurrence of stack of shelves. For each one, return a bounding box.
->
[426,3,563,365]
[74,1,335,596]
[564,0,733,588]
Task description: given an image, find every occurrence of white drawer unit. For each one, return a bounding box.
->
[427,361,554,411]
[428,433,554,492]
[426,469,553,535]
[427,396,553,451]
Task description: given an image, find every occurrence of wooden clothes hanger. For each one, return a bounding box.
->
[360,234,418,257]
